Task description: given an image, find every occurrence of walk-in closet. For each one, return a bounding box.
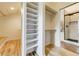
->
[45,5,56,55]
[0,3,21,56]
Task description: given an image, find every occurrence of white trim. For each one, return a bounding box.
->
[63,40,79,46]
[21,2,27,56]
[54,10,64,47]
[36,2,45,56]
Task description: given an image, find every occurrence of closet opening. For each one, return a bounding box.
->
[0,3,21,56]
[45,5,57,56]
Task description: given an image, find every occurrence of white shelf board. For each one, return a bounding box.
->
[27,29,37,30]
[45,29,56,31]
[27,13,38,18]
[27,7,37,13]
[31,2,38,6]
[27,44,38,50]
[27,39,38,44]
[27,23,37,26]
[26,48,36,54]
[27,3,38,10]
[27,18,38,22]
[27,33,38,36]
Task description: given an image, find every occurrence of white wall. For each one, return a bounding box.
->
[54,11,61,47]
[45,11,56,30]
[45,11,52,45]
[0,13,21,40]
[45,31,51,45]
[45,11,56,45]
[45,12,52,30]
[60,10,65,42]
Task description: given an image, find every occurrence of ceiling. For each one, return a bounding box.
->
[45,2,74,11]
[0,2,77,17]
[65,3,79,15]
[0,2,21,17]
[45,2,79,15]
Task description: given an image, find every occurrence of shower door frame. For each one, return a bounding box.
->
[60,2,79,46]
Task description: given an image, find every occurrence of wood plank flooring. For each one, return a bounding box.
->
[0,39,21,56]
[61,41,79,54]
[45,44,54,56]
[45,44,78,56]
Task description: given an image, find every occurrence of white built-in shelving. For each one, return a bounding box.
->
[22,2,44,56]
[26,2,38,55]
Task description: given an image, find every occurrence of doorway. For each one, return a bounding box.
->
[45,5,56,55]
[0,2,21,56]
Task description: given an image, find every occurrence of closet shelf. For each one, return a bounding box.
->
[27,44,38,50]
[27,33,38,36]
[27,29,37,30]
[27,13,38,18]
[27,23,38,26]
[27,18,38,22]
[27,3,38,10]
[31,2,38,6]
[26,48,35,54]
[45,29,56,31]
[27,39,38,44]
[27,7,37,14]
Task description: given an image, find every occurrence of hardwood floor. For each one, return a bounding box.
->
[45,44,78,56]
[0,36,7,45]
[48,47,78,56]
[45,44,54,56]
[0,39,21,56]
[61,41,79,54]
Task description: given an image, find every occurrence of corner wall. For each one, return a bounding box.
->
[0,13,21,40]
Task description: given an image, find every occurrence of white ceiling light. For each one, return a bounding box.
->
[10,7,14,10]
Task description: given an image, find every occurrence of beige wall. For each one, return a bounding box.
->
[0,13,21,39]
